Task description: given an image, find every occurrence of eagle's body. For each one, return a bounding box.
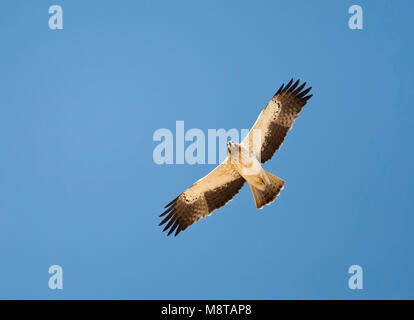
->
[227,141,269,190]
[159,79,313,236]
[228,141,262,181]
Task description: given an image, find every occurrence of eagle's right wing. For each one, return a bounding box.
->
[241,79,312,163]
[159,160,245,236]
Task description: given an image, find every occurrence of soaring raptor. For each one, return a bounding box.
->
[159,79,313,236]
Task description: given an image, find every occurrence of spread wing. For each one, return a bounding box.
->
[159,161,245,236]
[241,79,312,163]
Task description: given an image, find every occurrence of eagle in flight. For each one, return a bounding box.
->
[159,79,313,236]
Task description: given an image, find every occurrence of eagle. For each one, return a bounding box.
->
[159,79,313,236]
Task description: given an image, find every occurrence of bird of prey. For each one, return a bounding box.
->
[159,79,313,236]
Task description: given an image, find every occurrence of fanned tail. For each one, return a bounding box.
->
[248,170,285,209]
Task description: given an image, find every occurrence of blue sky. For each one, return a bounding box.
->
[0,1,413,299]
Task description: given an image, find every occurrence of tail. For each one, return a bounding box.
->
[248,170,285,209]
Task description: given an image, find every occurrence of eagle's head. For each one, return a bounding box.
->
[227,141,240,154]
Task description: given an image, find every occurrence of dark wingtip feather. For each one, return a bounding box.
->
[285,78,294,90]
[159,206,173,217]
[293,82,306,95]
[167,220,180,236]
[275,79,313,103]
[162,215,177,232]
[174,226,182,237]
[164,196,179,208]
[159,210,175,226]
[304,94,313,101]
[275,83,284,95]
[160,195,186,237]
[289,79,300,92]
[297,86,311,98]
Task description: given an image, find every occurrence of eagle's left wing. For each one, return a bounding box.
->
[159,160,245,236]
[241,79,312,163]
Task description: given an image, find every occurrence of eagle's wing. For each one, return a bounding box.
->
[241,79,312,163]
[159,160,245,236]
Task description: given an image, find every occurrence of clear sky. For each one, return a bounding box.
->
[1,1,413,299]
